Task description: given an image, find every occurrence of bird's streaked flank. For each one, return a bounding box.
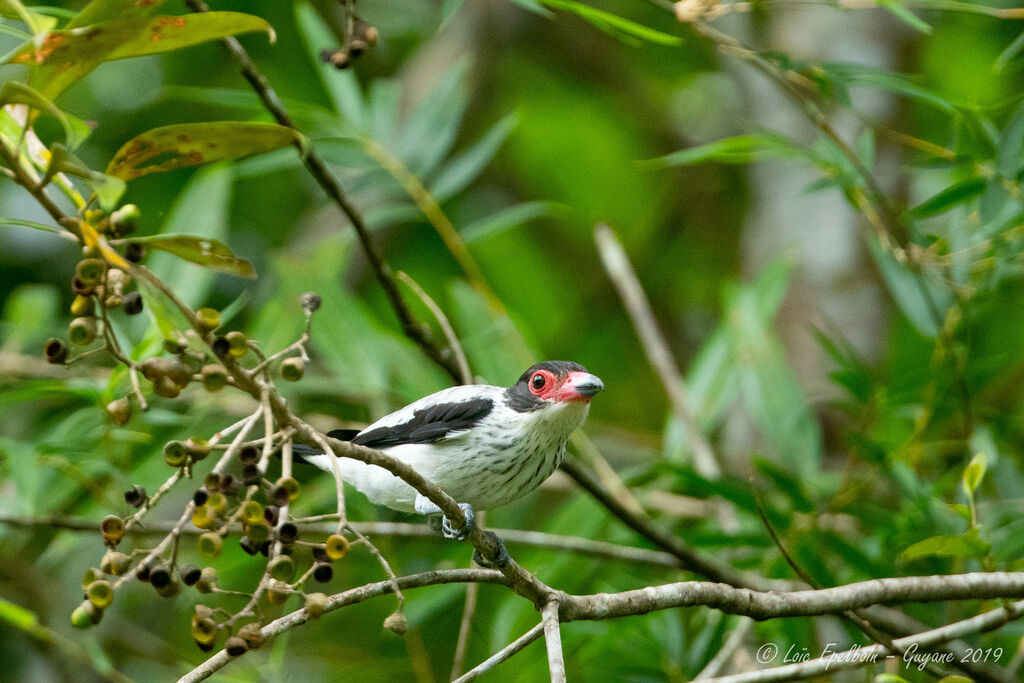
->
[295,361,603,565]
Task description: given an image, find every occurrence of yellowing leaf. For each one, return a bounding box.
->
[962,452,987,496]
[122,233,254,277]
[106,122,305,180]
[8,12,273,99]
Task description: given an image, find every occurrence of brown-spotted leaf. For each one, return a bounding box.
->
[122,234,255,277]
[8,12,273,100]
[106,121,305,180]
[66,0,168,30]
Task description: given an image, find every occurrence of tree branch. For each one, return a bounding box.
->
[452,622,546,683]
[705,598,1024,682]
[542,599,567,682]
[557,572,1024,622]
[183,0,460,383]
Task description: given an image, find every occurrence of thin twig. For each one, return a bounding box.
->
[559,456,752,587]
[694,617,754,679]
[182,0,460,383]
[594,223,720,478]
[398,270,473,385]
[451,510,486,680]
[0,514,688,568]
[452,622,546,683]
[346,523,405,610]
[704,599,1024,683]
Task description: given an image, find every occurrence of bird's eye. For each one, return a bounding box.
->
[531,373,546,391]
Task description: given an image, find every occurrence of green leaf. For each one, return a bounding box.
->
[962,452,987,496]
[874,0,931,34]
[902,527,990,561]
[294,2,364,129]
[949,503,971,524]
[48,144,126,210]
[0,0,56,47]
[65,0,167,29]
[120,234,254,278]
[147,165,234,309]
[873,675,911,683]
[431,112,517,201]
[461,201,561,243]
[538,0,683,46]
[106,122,305,180]
[994,29,1024,73]
[10,12,273,99]
[440,0,468,29]
[822,62,957,114]
[0,217,63,234]
[645,133,806,168]
[104,12,273,61]
[0,597,38,631]
[0,82,93,149]
[907,177,987,219]
[997,100,1024,178]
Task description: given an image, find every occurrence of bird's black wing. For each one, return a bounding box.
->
[350,398,494,449]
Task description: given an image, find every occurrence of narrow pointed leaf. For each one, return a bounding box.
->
[538,0,682,45]
[646,134,807,168]
[0,218,63,234]
[106,122,305,180]
[121,233,254,277]
[906,177,987,219]
[8,12,273,99]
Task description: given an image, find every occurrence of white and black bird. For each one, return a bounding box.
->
[296,361,603,560]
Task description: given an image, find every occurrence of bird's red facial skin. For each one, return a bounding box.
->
[551,371,597,403]
[528,369,559,399]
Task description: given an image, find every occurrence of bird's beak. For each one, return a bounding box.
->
[554,371,604,402]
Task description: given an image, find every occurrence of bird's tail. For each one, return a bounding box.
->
[290,429,369,489]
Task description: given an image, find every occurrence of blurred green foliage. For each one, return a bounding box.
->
[2,0,1024,681]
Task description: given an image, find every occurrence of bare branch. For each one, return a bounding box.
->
[542,599,566,682]
[705,599,1024,683]
[695,617,754,680]
[452,622,546,683]
[594,223,720,477]
[179,568,509,683]
[557,573,1024,622]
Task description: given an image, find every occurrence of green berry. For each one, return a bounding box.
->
[201,364,228,391]
[86,580,114,609]
[163,440,188,467]
[68,317,97,346]
[268,556,295,582]
[196,307,220,333]
[198,532,223,557]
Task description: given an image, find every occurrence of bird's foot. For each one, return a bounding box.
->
[473,531,510,569]
[440,502,476,541]
[416,495,476,541]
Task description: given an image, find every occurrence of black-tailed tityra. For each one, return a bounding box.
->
[296,361,603,553]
